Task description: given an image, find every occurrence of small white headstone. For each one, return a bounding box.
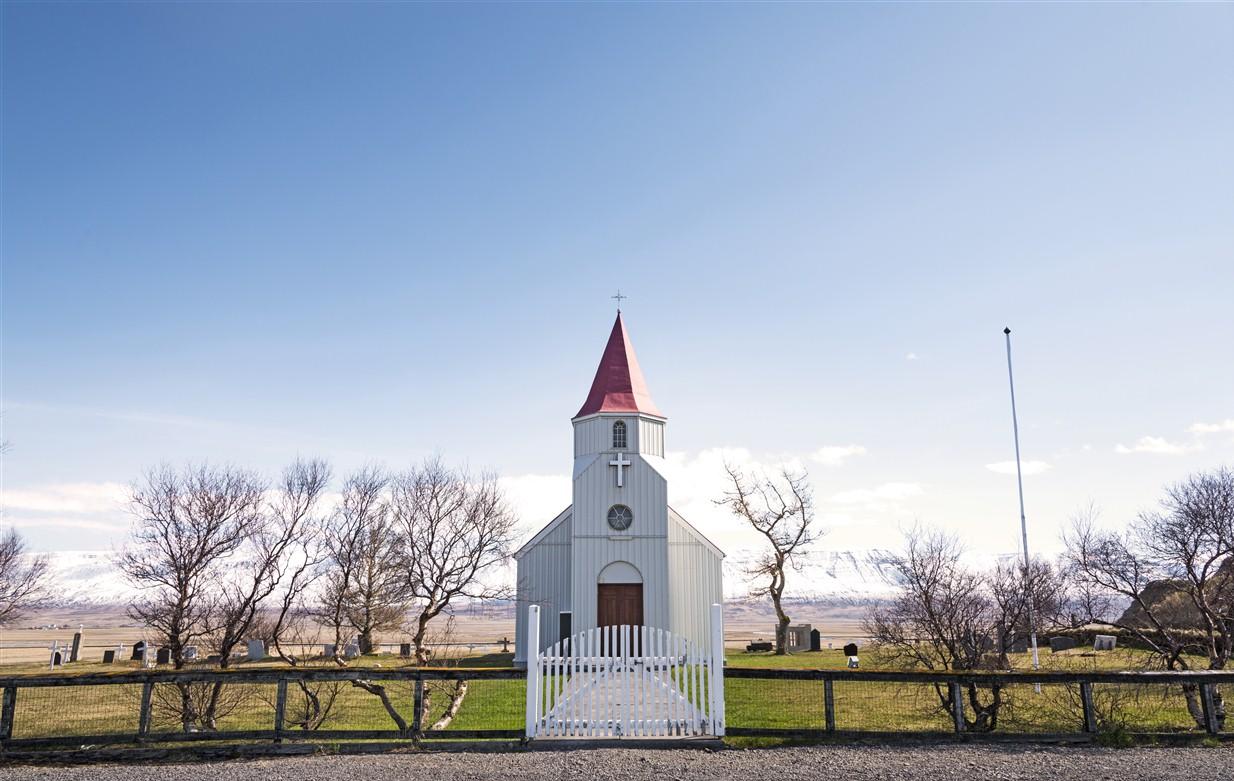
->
[1093,634,1117,651]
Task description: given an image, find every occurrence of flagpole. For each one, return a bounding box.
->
[1003,327,1040,671]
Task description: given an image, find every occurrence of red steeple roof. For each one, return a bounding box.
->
[574,312,663,419]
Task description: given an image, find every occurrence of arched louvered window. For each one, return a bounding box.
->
[612,420,627,449]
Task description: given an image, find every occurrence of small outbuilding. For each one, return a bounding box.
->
[514,313,725,665]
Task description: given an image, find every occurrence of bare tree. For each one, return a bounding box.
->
[865,526,1069,731]
[1063,467,1232,730]
[389,458,517,730]
[194,459,330,727]
[317,467,406,662]
[716,464,818,654]
[120,464,266,670]
[0,529,51,626]
[121,460,330,731]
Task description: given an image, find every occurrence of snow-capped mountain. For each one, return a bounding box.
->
[41,550,133,605]
[41,548,913,607]
[720,548,904,602]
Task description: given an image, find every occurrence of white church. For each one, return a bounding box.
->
[514,312,725,666]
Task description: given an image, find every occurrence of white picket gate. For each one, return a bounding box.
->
[524,604,725,739]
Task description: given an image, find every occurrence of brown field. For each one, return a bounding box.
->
[0,600,870,668]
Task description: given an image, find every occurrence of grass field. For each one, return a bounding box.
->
[1,646,1217,740]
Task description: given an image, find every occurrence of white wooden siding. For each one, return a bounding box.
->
[515,513,572,664]
[667,513,725,649]
[638,418,665,457]
[573,414,664,457]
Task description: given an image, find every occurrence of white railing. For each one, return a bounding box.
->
[525,603,725,739]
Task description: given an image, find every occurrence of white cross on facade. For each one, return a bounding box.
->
[609,452,631,488]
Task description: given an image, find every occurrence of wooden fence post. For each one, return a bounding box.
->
[273,677,287,743]
[949,681,965,733]
[412,676,425,738]
[1199,683,1219,735]
[823,678,835,733]
[1079,681,1097,733]
[138,681,154,739]
[0,685,17,741]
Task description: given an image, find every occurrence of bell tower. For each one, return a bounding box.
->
[569,312,671,635]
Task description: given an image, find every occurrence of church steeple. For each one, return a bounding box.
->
[574,312,663,419]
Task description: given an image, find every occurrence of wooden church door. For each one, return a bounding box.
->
[597,583,643,629]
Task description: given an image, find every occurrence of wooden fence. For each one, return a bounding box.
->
[0,667,1227,757]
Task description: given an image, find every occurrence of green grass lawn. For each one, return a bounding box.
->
[2,648,1214,740]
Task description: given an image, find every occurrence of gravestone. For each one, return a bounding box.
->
[102,649,116,664]
[246,639,266,661]
[70,630,83,663]
[1093,635,1117,651]
[499,637,511,653]
[842,642,859,657]
[1009,638,1029,654]
[323,644,337,658]
[399,643,412,657]
[51,650,63,667]
[344,642,361,659]
[746,641,773,652]
[131,640,146,661]
[1049,636,1077,653]
[156,647,171,665]
[784,624,813,653]
[183,645,199,662]
[809,629,822,652]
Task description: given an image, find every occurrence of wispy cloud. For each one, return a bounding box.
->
[1188,419,1234,435]
[2,482,130,514]
[828,482,925,512]
[1114,436,1199,455]
[905,352,920,361]
[810,445,867,466]
[985,460,1052,476]
[3,515,129,533]
[3,400,225,430]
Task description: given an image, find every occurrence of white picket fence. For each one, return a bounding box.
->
[524,604,725,739]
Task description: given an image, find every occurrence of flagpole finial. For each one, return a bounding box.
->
[1004,327,1012,335]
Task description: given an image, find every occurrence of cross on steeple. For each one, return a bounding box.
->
[611,290,627,311]
[609,451,631,488]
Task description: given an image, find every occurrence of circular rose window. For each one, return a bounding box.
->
[607,504,633,531]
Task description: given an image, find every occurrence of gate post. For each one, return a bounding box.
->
[710,603,725,737]
[524,605,540,739]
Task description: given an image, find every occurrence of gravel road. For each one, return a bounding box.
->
[1,744,1231,781]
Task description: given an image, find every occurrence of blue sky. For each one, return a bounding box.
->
[2,3,1232,566]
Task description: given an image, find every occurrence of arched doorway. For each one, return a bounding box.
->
[597,561,643,629]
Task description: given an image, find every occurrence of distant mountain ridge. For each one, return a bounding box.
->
[42,547,911,607]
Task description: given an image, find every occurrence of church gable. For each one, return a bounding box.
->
[514,506,572,560]
[669,507,725,559]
